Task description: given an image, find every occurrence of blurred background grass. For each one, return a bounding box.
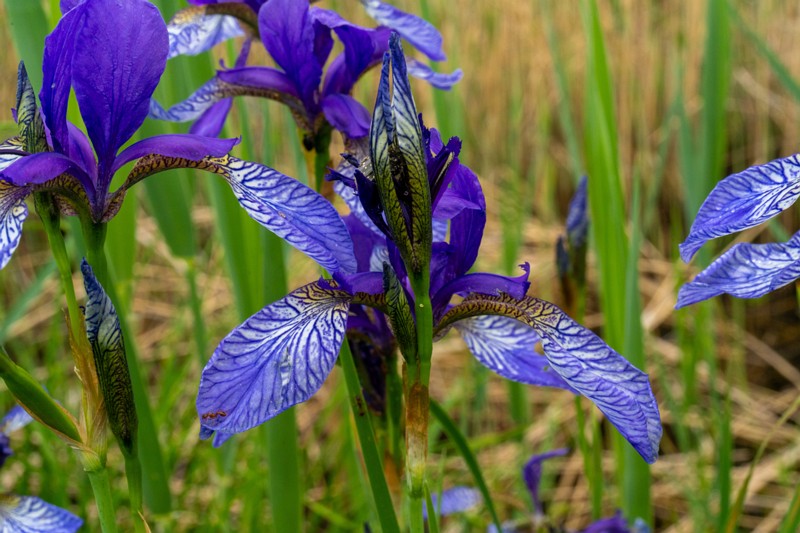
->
[0,0,799,531]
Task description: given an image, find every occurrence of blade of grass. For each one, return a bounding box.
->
[3,0,47,89]
[429,400,503,531]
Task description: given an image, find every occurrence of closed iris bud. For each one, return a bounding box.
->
[81,259,137,456]
[369,33,432,280]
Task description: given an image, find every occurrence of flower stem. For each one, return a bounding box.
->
[86,467,119,533]
[34,193,82,340]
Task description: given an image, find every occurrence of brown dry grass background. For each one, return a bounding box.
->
[0,1,799,531]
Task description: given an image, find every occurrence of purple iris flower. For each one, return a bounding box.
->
[0,0,355,274]
[195,37,661,465]
[677,155,800,308]
[0,404,83,532]
[151,0,462,142]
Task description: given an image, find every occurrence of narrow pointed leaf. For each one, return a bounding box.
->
[437,294,661,463]
[454,315,575,392]
[0,495,82,532]
[677,232,800,308]
[383,263,416,362]
[680,155,800,262]
[197,281,351,434]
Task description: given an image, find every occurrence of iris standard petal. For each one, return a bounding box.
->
[66,124,97,182]
[361,0,445,61]
[680,154,800,262]
[40,4,83,154]
[258,0,322,109]
[676,232,800,308]
[321,94,370,138]
[522,448,569,513]
[197,281,351,434]
[112,134,238,174]
[422,487,481,519]
[437,295,661,464]
[167,8,243,59]
[406,59,463,90]
[0,495,82,532]
[454,316,575,392]
[72,0,168,182]
[0,182,29,271]
[448,164,485,275]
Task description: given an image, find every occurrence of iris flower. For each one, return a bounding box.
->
[677,155,800,308]
[151,0,462,142]
[0,0,355,274]
[196,36,661,464]
[0,405,82,532]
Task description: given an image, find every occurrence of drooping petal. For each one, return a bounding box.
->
[0,182,30,271]
[454,316,575,392]
[149,77,229,124]
[197,282,351,434]
[432,265,530,318]
[521,448,569,512]
[437,295,662,464]
[71,0,168,183]
[189,99,234,137]
[321,94,370,138]
[112,134,238,174]
[0,495,82,532]
[361,0,445,61]
[258,0,322,110]
[1,152,94,195]
[167,8,243,59]
[406,59,462,90]
[676,232,800,308]
[120,155,357,273]
[680,154,800,262]
[422,487,481,519]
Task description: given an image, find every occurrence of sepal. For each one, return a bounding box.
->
[0,495,82,533]
[81,259,137,455]
[436,294,661,463]
[167,7,244,59]
[680,154,800,262]
[676,231,800,308]
[197,281,351,435]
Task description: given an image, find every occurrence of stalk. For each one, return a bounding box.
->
[86,468,119,533]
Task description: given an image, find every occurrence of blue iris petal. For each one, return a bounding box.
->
[422,487,481,519]
[677,231,800,308]
[166,10,243,59]
[521,448,569,512]
[197,282,351,435]
[566,175,588,248]
[0,495,82,533]
[0,181,29,271]
[361,0,446,61]
[455,316,575,392]
[680,154,800,262]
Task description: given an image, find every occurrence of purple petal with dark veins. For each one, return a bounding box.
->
[0,496,82,532]
[40,4,84,154]
[432,265,530,318]
[112,134,238,174]
[150,77,227,124]
[189,99,234,137]
[529,302,661,463]
[321,94,370,138]
[680,154,800,262]
[407,59,462,90]
[455,316,575,392]
[71,0,168,186]
[361,0,445,61]
[258,0,321,109]
[1,152,94,196]
[222,157,356,273]
[0,176,29,271]
[167,10,243,59]
[422,487,481,519]
[676,232,800,308]
[197,281,350,434]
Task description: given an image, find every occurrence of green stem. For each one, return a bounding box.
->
[123,449,146,533]
[35,194,82,340]
[86,468,119,533]
[185,259,208,364]
[81,220,172,513]
[339,339,401,533]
